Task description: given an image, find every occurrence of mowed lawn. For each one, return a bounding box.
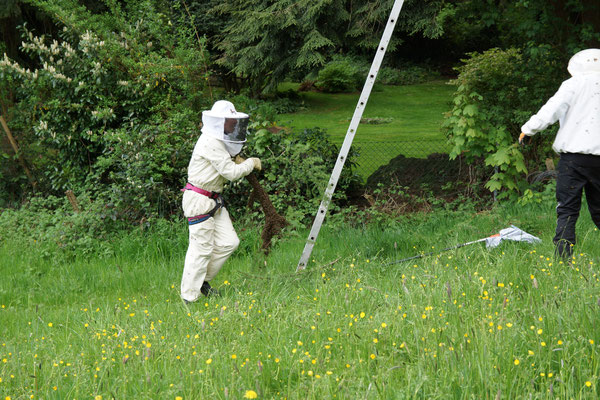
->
[276,81,456,178]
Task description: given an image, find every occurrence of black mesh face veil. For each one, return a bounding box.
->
[223,117,249,142]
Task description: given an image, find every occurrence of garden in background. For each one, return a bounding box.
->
[277,81,456,179]
[1,0,600,398]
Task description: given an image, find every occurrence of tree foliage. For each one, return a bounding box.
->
[0,0,209,216]
[188,0,446,94]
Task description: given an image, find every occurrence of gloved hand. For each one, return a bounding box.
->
[249,157,262,171]
[518,132,527,145]
[234,155,245,164]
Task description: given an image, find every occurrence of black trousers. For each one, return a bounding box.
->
[554,153,600,257]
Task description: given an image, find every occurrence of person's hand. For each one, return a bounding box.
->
[234,155,245,164]
[249,157,262,171]
[518,132,527,145]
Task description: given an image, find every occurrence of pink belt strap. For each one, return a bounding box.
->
[181,183,220,199]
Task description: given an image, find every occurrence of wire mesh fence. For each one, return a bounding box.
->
[346,138,493,204]
[350,138,455,184]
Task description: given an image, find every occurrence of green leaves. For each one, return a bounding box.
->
[204,0,449,94]
[1,0,209,218]
[443,46,559,200]
[463,104,478,116]
[485,147,510,167]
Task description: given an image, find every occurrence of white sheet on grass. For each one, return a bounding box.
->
[485,225,541,249]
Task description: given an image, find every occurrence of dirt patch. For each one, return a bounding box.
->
[366,153,463,190]
[361,153,490,212]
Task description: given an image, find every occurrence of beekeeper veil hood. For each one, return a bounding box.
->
[202,100,249,156]
[567,48,600,77]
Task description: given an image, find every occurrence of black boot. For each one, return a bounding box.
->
[554,239,573,262]
[201,281,220,297]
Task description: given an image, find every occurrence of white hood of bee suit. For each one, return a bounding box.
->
[201,100,249,141]
[201,100,249,156]
[567,48,600,77]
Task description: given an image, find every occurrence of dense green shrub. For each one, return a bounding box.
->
[0,194,127,259]
[443,46,565,200]
[377,65,439,85]
[0,0,209,218]
[224,122,362,226]
[315,59,362,93]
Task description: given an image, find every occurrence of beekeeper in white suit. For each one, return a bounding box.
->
[181,100,261,302]
[520,48,600,259]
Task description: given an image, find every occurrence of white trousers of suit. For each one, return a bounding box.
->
[181,204,240,302]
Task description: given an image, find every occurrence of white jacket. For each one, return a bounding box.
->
[182,134,254,218]
[187,134,254,192]
[521,72,600,155]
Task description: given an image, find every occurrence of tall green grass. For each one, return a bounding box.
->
[1,200,599,399]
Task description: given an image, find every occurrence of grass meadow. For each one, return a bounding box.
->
[1,198,600,399]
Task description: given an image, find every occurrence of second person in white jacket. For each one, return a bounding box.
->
[521,48,600,259]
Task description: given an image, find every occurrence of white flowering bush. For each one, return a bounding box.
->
[0,0,209,219]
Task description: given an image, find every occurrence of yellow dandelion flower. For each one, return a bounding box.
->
[231,354,237,359]
[48,323,53,327]
[586,381,592,387]
[381,322,387,328]
[590,340,595,345]
[176,397,183,400]
[373,338,378,343]
[370,354,376,359]
[360,312,365,318]
[244,390,258,399]
[206,358,212,364]
[557,340,563,345]
[514,359,520,365]
[537,329,543,335]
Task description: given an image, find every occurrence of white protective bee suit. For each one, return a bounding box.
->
[181,100,260,302]
[521,48,600,258]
